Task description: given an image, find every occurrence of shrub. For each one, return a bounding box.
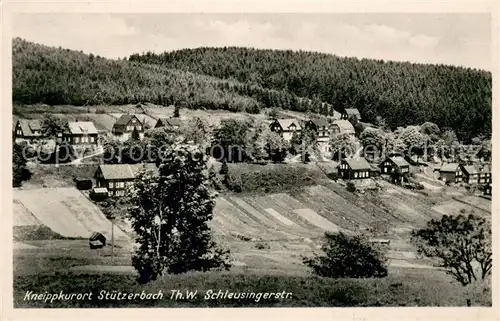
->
[346,182,356,193]
[219,160,229,175]
[255,242,270,250]
[224,172,243,193]
[303,232,388,279]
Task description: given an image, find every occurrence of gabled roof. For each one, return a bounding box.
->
[332,119,355,134]
[345,108,361,117]
[482,164,492,173]
[273,118,301,131]
[114,114,141,127]
[310,118,329,128]
[97,164,135,180]
[130,163,159,177]
[90,232,106,240]
[66,121,98,135]
[461,165,480,175]
[440,163,460,172]
[389,156,410,167]
[17,119,42,137]
[157,118,183,127]
[343,157,371,170]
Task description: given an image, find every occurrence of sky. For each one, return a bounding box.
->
[12,13,492,70]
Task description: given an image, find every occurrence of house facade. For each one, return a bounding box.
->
[62,121,99,148]
[460,164,481,184]
[112,114,145,142]
[94,164,136,196]
[380,156,410,175]
[478,164,492,184]
[304,119,331,153]
[338,157,371,180]
[269,118,301,142]
[439,163,462,183]
[94,163,159,197]
[13,119,43,143]
[484,182,492,196]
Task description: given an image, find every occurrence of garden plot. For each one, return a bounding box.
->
[13,199,40,226]
[13,188,129,240]
[292,209,341,232]
[294,186,372,230]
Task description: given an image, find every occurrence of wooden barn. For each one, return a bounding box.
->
[338,157,371,180]
[94,164,136,196]
[89,232,106,249]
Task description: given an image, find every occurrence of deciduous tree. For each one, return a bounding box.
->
[128,144,231,283]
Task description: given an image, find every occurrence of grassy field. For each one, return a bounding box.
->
[13,266,490,307]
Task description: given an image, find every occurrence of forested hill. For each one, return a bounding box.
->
[12,38,269,113]
[129,47,492,142]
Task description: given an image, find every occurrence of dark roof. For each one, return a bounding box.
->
[461,165,480,175]
[97,164,135,180]
[158,118,183,127]
[114,114,137,126]
[343,157,371,170]
[90,232,106,240]
[389,156,410,167]
[440,163,460,172]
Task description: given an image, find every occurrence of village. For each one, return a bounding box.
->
[13,104,492,201]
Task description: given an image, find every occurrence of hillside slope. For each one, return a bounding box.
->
[12,38,260,113]
[130,47,492,142]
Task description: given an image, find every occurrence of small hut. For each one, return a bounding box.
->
[89,232,106,249]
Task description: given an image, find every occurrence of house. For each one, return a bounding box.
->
[269,118,301,141]
[439,163,462,183]
[341,108,362,121]
[13,119,43,143]
[94,163,159,197]
[154,118,183,129]
[89,232,106,249]
[94,164,136,196]
[484,181,492,196]
[479,164,492,184]
[112,114,145,141]
[62,121,99,147]
[338,157,371,180]
[304,119,331,153]
[331,119,355,136]
[380,156,410,175]
[460,164,481,184]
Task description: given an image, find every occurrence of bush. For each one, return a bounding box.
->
[255,242,270,250]
[327,172,339,181]
[224,172,243,193]
[303,232,388,279]
[346,182,356,193]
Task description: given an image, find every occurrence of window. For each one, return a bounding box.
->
[75,137,80,143]
[137,126,142,131]
[90,136,95,142]
[354,172,358,178]
[16,129,22,135]
[127,126,132,131]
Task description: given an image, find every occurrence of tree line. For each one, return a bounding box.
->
[129,47,491,143]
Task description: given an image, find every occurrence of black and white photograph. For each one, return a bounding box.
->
[3,2,498,317]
